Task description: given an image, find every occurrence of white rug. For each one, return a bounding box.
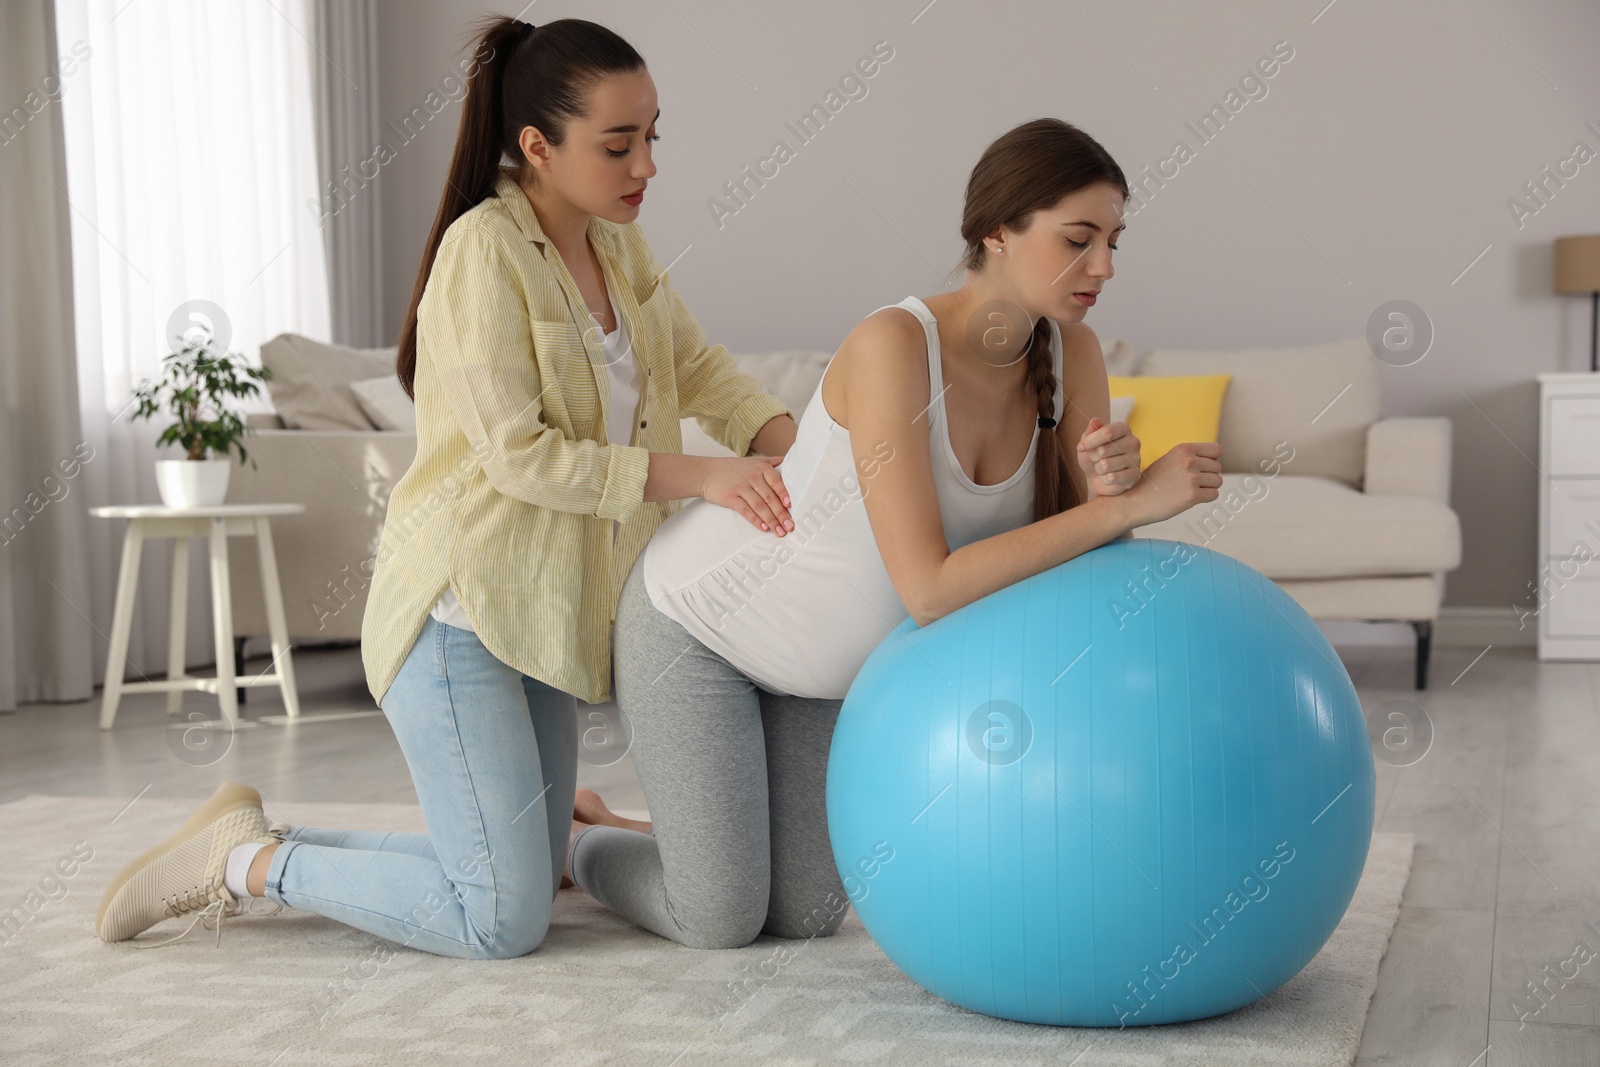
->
[0,795,1413,1066]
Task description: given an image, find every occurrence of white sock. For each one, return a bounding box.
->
[223,841,270,899]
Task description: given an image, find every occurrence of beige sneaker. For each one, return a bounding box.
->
[96,781,282,945]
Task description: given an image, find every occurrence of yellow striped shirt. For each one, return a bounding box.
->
[361,169,791,704]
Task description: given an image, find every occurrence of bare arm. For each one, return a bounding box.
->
[749,412,799,457]
[642,452,718,503]
[1055,323,1141,534]
[643,451,794,534]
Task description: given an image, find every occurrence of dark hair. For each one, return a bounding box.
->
[396,17,647,397]
[957,118,1129,521]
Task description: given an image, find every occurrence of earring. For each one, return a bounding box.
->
[993,245,1004,255]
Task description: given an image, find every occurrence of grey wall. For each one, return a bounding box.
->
[375,0,1600,612]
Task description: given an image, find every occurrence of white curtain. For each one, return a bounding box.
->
[54,0,332,683]
[0,0,95,711]
[312,0,384,348]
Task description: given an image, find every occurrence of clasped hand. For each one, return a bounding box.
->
[1076,418,1141,497]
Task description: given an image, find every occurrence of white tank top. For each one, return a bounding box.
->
[432,287,639,632]
[596,289,644,541]
[641,296,1064,698]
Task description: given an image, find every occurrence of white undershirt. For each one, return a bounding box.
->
[431,288,640,633]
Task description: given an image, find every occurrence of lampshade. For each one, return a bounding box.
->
[1555,235,1600,294]
[1557,235,1600,373]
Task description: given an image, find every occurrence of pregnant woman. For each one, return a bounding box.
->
[95,16,800,957]
[568,118,1224,948]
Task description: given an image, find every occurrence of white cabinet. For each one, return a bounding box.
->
[1537,373,1600,660]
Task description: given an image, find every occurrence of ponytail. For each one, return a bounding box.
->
[395,17,647,397]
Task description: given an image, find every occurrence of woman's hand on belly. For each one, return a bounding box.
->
[699,454,795,536]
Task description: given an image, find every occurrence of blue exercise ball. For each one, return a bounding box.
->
[827,538,1374,1027]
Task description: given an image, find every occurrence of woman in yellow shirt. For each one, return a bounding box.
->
[95,16,798,958]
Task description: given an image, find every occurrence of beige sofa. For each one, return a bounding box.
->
[227,427,413,643]
[230,335,1460,689]
[1121,338,1460,689]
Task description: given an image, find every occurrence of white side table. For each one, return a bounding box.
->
[1536,373,1600,660]
[91,504,306,730]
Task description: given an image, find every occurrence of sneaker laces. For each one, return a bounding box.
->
[132,893,233,949]
[131,890,285,950]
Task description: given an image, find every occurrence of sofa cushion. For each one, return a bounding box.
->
[729,350,832,420]
[1099,336,1138,377]
[1139,337,1379,488]
[674,351,831,459]
[1108,374,1229,468]
[259,333,396,431]
[1135,473,1461,580]
[350,375,417,433]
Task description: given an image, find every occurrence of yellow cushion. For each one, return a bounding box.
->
[1107,375,1231,469]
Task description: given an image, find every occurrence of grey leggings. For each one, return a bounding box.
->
[568,556,849,949]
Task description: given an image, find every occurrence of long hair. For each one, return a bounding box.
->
[957,118,1130,520]
[395,17,647,397]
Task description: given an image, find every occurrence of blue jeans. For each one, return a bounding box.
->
[262,617,578,959]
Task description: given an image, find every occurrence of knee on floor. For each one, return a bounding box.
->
[671,894,768,951]
[446,884,553,960]
[463,913,550,960]
[763,894,851,941]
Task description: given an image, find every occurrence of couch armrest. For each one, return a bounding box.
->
[228,430,417,641]
[1363,417,1452,501]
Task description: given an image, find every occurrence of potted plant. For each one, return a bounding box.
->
[129,324,272,508]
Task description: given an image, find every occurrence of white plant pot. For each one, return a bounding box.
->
[154,459,231,508]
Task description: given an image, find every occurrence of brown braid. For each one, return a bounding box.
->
[1026,316,1077,521]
